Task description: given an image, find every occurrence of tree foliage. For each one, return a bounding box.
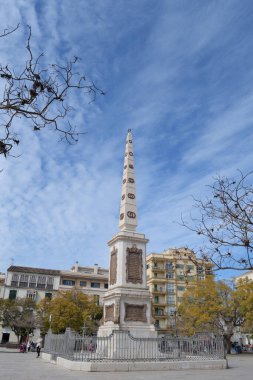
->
[178,277,253,352]
[181,171,253,271]
[37,289,102,334]
[0,298,37,342]
[0,25,104,157]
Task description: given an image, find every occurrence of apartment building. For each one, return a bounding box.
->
[0,263,108,344]
[146,247,212,335]
[59,262,109,304]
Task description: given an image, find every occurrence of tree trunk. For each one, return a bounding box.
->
[224,334,233,354]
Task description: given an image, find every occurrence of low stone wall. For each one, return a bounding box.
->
[42,353,227,372]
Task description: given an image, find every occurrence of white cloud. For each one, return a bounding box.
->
[0,1,253,282]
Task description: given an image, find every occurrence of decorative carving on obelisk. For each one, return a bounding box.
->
[109,247,117,285]
[126,245,143,284]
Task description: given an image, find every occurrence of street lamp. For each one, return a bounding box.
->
[170,310,180,336]
[49,314,52,330]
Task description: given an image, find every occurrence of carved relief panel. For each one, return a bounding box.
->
[124,303,147,322]
[110,247,117,285]
[104,304,115,322]
[126,245,143,284]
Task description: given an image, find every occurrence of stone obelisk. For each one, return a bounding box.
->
[98,129,156,338]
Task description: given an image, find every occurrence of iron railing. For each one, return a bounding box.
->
[44,329,225,362]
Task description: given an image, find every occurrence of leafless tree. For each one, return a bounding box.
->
[0,25,104,157]
[181,171,253,271]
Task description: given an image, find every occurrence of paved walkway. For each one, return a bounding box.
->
[0,349,252,380]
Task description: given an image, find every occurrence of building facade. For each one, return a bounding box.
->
[234,270,253,285]
[59,262,108,304]
[0,263,108,344]
[146,247,212,334]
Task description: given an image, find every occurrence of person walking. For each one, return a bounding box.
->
[36,341,41,358]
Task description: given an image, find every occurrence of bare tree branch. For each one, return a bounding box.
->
[180,171,253,271]
[0,25,105,157]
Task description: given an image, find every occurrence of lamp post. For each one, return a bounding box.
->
[170,310,180,336]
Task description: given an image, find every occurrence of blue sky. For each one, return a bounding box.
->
[0,0,253,281]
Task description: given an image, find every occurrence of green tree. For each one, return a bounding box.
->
[0,298,37,343]
[37,289,102,334]
[178,277,253,353]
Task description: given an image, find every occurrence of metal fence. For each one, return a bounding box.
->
[44,329,225,362]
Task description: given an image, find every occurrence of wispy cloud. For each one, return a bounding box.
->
[0,0,253,280]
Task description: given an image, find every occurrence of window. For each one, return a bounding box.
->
[166,283,175,293]
[177,286,185,291]
[186,265,194,271]
[37,276,46,289]
[104,283,108,289]
[91,282,100,288]
[166,262,174,270]
[46,277,54,290]
[167,295,175,305]
[9,290,17,300]
[19,274,29,287]
[168,307,176,315]
[27,290,36,300]
[154,284,158,291]
[80,281,87,287]
[29,275,36,288]
[154,272,158,278]
[176,264,184,269]
[154,295,159,303]
[166,272,174,279]
[62,279,75,286]
[45,292,52,299]
[11,273,19,287]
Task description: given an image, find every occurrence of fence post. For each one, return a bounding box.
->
[44,328,52,353]
[64,328,76,360]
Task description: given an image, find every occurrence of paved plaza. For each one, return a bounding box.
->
[0,349,252,380]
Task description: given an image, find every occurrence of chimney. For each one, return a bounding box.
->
[74,261,79,272]
[94,263,98,274]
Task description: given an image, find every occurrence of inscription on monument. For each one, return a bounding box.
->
[126,246,143,284]
[110,248,117,285]
[124,303,147,322]
[104,304,115,322]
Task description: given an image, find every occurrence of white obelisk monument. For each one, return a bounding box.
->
[98,129,156,338]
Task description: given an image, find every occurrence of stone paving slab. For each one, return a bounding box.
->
[0,350,252,380]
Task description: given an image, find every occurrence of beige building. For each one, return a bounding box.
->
[59,262,108,304]
[0,263,108,344]
[234,270,253,285]
[146,247,212,335]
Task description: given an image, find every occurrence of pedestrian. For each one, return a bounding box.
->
[36,341,41,358]
[27,341,31,352]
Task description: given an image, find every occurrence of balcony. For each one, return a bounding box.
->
[153,300,166,306]
[151,266,165,272]
[153,287,165,294]
[151,275,166,281]
[36,283,46,289]
[154,312,167,318]
[19,282,28,288]
[10,281,18,287]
